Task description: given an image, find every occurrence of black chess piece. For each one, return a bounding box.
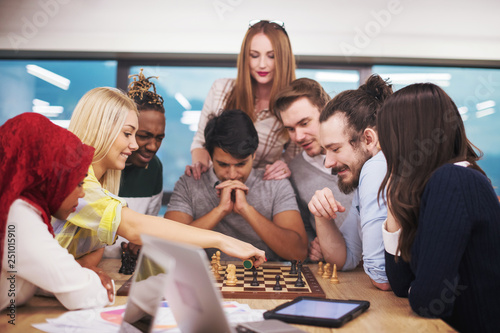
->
[119,242,138,275]
[295,262,305,287]
[289,260,297,275]
[273,274,283,290]
[119,242,128,274]
[250,270,260,286]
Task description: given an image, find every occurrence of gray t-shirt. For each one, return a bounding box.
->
[167,168,299,261]
[289,152,354,242]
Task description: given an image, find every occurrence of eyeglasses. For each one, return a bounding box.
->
[248,20,287,35]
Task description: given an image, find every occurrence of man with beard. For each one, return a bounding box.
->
[165,110,308,262]
[273,78,354,262]
[308,75,392,291]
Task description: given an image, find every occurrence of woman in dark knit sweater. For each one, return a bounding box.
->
[377,83,500,333]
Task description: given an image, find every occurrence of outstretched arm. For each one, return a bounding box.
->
[118,207,266,267]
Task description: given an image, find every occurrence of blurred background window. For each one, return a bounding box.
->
[374,65,500,196]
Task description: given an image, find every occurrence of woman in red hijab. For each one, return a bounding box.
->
[0,113,113,310]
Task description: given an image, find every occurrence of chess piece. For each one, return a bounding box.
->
[322,263,331,278]
[250,269,260,286]
[295,263,305,287]
[119,242,136,275]
[119,243,127,274]
[330,264,339,284]
[243,258,254,269]
[216,250,222,269]
[212,262,220,279]
[226,264,237,286]
[290,260,297,275]
[273,275,282,290]
[317,261,324,275]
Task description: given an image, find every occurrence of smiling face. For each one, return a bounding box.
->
[53,178,85,220]
[127,110,165,168]
[212,147,254,183]
[101,109,139,171]
[248,33,275,86]
[320,113,372,194]
[281,97,322,157]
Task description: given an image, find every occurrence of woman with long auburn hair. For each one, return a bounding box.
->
[187,20,299,180]
[378,83,500,333]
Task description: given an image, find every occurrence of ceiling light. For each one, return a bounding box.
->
[314,72,359,83]
[476,108,495,118]
[26,64,70,90]
[181,110,201,132]
[380,73,451,87]
[476,100,495,111]
[175,92,192,110]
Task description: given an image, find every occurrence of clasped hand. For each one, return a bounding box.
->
[215,180,250,215]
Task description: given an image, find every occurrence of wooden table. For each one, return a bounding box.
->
[0,259,455,332]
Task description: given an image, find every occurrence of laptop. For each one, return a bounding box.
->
[119,234,304,333]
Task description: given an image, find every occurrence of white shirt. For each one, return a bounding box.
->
[302,151,331,174]
[0,199,111,311]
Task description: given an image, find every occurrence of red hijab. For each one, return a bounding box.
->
[0,113,94,267]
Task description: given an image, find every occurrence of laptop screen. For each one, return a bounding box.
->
[119,235,234,333]
[120,252,168,332]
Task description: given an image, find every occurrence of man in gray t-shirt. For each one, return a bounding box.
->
[165,110,308,262]
[273,78,354,262]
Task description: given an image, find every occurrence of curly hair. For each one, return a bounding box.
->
[127,68,165,113]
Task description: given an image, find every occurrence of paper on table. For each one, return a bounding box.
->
[33,301,266,332]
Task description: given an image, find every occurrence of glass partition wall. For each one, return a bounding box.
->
[1,59,498,206]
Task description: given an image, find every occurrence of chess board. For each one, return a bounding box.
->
[117,263,326,299]
[215,263,325,299]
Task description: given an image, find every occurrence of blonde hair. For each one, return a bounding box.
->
[225,21,296,120]
[69,87,138,194]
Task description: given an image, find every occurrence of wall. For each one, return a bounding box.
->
[1,0,499,65]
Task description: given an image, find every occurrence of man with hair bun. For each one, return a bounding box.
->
[166,110,308,262]
[308,75,392,291]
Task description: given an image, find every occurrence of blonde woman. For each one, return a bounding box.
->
[52,87,266,282]
[187,20,299,180]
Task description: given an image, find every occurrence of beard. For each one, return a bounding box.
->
[333,149,372,195]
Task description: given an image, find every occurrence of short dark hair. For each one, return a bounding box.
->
[320,74,392,145]
[204,109,259,159]
[272,78,330,123]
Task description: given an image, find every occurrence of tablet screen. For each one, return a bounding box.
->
[275,299,359,320]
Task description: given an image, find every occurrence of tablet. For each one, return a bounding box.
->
[263,296,370,328]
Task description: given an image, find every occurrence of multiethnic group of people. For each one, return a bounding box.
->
[1,20,499,333]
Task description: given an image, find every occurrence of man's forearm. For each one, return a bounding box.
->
[315,216,347,268]
[239,206,308,260]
